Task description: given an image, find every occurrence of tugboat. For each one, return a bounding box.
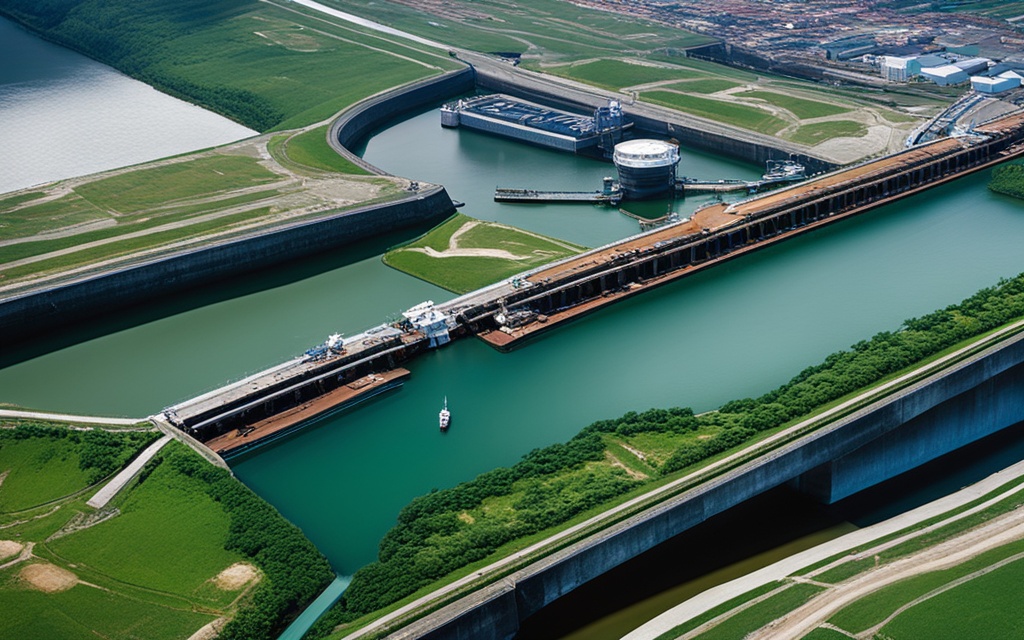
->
[439,397,450,431]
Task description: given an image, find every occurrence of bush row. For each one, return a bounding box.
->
[0,423,159,483]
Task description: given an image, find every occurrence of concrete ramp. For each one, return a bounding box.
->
[87,434,173,509]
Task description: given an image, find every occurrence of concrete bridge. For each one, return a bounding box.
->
[358,323,1024,640]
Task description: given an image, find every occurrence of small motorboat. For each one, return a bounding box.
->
[439,397,450,431]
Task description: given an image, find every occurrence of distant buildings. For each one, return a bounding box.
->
[920,64,970,86]
[881,56,920,82]
[972,72,1023,94]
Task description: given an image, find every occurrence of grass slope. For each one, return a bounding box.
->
[0,422,332,640]
[642,90,788,134]
[383,213,585,293]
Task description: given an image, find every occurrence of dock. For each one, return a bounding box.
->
[494,187,621,204]
[203,369,410,458]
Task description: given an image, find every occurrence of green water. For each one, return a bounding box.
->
[4,106,1024,582]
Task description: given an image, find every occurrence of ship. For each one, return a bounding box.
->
[439,397,450,431]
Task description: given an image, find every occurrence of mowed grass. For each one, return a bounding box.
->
[545,59,708,90]
[383,213,585,293]
[880,555,1024,638]
[0,581,216,640]
[279,126,370,175]
[0,438,93,512]
[73,155,280,214]
[827,539,1024,635]
[49,444,244,602]
[788,121,867,145]
[692,583,825,640]
[642,91,788,134]
[669,79,743,94]
[739,90,851,119]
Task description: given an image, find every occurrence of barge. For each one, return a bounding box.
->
[441,94,629,154]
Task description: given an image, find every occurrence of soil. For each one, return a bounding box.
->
[21,562,78,593]
[187,617,227,640]
[0,540,22,561]
[214,562,259,590]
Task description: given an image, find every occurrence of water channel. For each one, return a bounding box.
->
[0,16,255,194]
[5,28,1024,637]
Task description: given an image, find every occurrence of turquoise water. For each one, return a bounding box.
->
[3,93,1024,578]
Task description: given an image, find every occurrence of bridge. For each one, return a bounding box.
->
[349,318,1024,640]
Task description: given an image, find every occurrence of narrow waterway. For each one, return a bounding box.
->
[0,16,255,194]
[3,72,1024,595]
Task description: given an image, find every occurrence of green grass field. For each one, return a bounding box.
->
[543,59,709,90]
[0,422,331,640]
[692,583,824,639]
[383,213,585,293]
[788,121,867,145]
[276,126,370,175]
[73,155,280,214]
[0,438,93,512]
[739,90,851,119]
[642,90,788,134]
[670,78,743,94]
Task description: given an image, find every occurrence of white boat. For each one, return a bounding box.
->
[439,397,450,431]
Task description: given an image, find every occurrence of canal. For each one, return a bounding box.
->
[5,37,1024,636]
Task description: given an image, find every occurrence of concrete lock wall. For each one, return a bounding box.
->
[412,332,1024,639]
[0,187,455,344]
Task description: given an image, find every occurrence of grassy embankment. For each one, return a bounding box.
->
[0,149,401,287]
[382,213,586,293]
[306,274,1024,638]
[538,58,917,150]
[0,420,332,640]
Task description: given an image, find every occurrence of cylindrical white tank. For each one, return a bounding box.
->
[613,139,680,200]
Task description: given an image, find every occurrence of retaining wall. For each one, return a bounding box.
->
[402,331,1024,639]
[0,187,455,344]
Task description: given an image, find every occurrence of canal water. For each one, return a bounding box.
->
[4,27,1024,634]
[0,16,255,194]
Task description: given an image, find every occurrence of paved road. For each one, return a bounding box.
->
[86,434,173,509]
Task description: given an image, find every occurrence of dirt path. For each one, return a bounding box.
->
[745,508,1024,640]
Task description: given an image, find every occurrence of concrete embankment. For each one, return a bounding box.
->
[0,186,455,344]
[380,329,1024,640]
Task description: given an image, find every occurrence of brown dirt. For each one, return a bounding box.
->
[0,540,23,561]
[214,562,259,590]
[187,617,228,640]
[21,563,78,593]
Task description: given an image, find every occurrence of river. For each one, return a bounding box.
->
[4,27,1024,638]
[0,16,255,195]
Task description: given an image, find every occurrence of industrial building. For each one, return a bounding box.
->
[920,64,969,86]
[954,57,991,75]
[971,71,1022,94]
[881,56,920,82]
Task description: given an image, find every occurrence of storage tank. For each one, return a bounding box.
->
[613,139,680,200]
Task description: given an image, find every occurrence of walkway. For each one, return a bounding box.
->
[0,408,144,426]
[86,434,173,509]
[622,456,1024,639]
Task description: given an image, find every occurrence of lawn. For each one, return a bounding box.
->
[50,452,245,603]
[73,155,280,214]
[880,555,1024,638]
[787,121,867,145]
[545,59,708,90]
[0,438,93,513]
[692,583,824,639]
[383,213,585,293]
[0,583,216,640]
[739,90,851,119]
[670,79,743,94]
[279,126,371,175]
[641,91,788,134]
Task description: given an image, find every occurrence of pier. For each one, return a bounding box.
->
[494,187,621,204]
